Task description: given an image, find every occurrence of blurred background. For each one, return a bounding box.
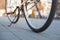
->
[0,0,60,18]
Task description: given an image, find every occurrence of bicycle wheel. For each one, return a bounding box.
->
[6,0,20,24]
[23,0,57,33]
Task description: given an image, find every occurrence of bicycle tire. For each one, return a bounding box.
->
[23,0,57,33]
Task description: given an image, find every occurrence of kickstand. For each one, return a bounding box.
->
[8,22,13,27]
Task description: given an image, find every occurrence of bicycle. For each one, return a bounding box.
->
[5,0,57,33]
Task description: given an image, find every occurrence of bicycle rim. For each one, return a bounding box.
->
[23,0,57,33]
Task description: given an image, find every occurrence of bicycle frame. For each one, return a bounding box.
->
[5,0,41,14]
